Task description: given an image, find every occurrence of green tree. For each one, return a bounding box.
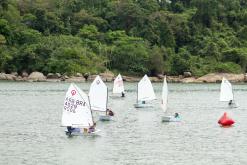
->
[148,46,165,75]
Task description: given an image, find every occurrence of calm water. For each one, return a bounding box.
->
[0,82,247,165]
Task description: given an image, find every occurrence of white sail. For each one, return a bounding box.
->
[137,75,156,102]
[61,83,93,128]
[220,77,233,101]
[161,76,168,112]
[113,74,124,94]
[89,75,108,112]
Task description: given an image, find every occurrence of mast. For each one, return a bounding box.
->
[230,80,234,101]
[88,95,94,125]
[106,86,108,115]
[136,83,138,103]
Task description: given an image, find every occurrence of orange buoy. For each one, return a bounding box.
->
[218,112,235,126]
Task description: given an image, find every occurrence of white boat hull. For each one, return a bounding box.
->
[65,129,101,136]
[134,103,153,108]
[99,115,112,121]
[228,102,238,108]
[109,95,121,98]
[161,116,181,122]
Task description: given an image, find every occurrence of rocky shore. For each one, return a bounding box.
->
[0,71,247,83]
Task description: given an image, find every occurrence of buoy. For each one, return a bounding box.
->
[218,112,235,126]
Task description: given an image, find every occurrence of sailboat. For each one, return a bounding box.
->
[220,77,238,108]
[61,83,100,136]
[134,74,156,108]
[161,76,180,122]
[89,75,112,121]
[112,74,125,97]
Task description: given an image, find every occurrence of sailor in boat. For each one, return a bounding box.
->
[66,126,80,135]
[88,122,96,133]
[174,113,180,119]
[67,126,74,135]
[228,100,233,105]
[106,108,114,116]
[83,128,88,133]
[121,91,125,97]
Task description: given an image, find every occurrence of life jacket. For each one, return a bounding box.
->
[109,110,114,116]
[88,127,95,133]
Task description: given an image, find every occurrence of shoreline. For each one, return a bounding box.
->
[0,72,247,83]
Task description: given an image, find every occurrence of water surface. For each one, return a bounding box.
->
[0,82,246,165]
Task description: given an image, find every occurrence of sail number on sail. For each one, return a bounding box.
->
[64,97,86,113]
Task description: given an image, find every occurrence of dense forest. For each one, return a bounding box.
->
[1,0,247,76]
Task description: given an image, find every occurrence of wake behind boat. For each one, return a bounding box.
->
[89,75,114,121]
[61,83,100,136]
[134,75,156,108]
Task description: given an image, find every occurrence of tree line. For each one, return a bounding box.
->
[1,0,247,76]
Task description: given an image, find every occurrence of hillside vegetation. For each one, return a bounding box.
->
[1,0,247,76]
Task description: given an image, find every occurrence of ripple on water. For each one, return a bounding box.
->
[0,82,247,165]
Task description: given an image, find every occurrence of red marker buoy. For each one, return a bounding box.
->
[218,112,235,126]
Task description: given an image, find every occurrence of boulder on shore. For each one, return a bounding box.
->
[61,75,69,81]
[87,75,98,81]
[65,76,85,83]
[11,72,18,76]
[196,73,244,83]
[76,73,82,77]
[150,77,161,82]
[122,76,140,82]
[5,74,16,80]
[0,73,6,80]
[21,71,29,77]
[181,77,196,83]
[47,73,61,79]
[28,72,46,81]
[167,76,182,83]
[183,71,192,78]
[244,73,247,82]
[100,70,115,82]
[0,73,17,80]
[156,74,165,79]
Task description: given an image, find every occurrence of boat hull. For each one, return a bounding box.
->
[161,116,181,122]
[228,102,238,108]
[134,103,153,108]
[65,129,101,136]
[99,115,112,121]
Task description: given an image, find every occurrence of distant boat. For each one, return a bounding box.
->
[161,76,180,122]
[134,75,156,108]
[220,77,238,108]
[112,74,125,97]
[89,75,112,121]
[161,76,168,113]
[62,83,100,136]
